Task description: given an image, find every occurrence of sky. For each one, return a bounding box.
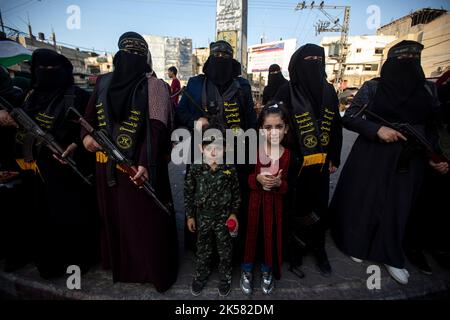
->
[1,0,449,55]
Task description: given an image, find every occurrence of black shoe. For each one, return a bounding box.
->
[191,279,204,296]
[218,280,231,297]
[406,250,432,275]
[313,248,332,277]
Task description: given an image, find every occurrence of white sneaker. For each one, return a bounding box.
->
[385,265,409,285]
[350,256,363,263]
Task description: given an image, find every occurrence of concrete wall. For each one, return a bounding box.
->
[19,36,91,74]
[321,35,396,87]
[381,13,450,78]
[144,35,193,82]
[144,35,166,79]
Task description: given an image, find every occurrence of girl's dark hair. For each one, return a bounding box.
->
[257,100,289,129]
[257,100,294,147]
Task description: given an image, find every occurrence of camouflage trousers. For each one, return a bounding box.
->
[194,211,232,285]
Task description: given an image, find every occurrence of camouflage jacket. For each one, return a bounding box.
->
[184,163,241,218]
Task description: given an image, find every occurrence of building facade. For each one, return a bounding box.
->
[377,8,450,78]
[192,47,210,76]
[321,35,396,88]
[216,0,248,76]
[18,35,92,74]
[84,54,114,75]
[143,35,193,83]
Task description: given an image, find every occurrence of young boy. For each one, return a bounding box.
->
[184,133,240,297]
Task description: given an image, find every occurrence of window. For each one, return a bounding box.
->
[356,48,362,53]
[364,64,379,71]
[375,48,383,54]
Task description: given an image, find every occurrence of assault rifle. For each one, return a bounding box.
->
[68,107,172,216]
[352,102,450,164]
[0,96,93,185]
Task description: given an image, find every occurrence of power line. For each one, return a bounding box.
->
[3,24,113,55]
[304,12,320,41]
[120,0,298,10]
[296,9,312,43]
[2,0,37,14]
[3,16,21,31]
[296,2,351,87]
[291,10,303,38]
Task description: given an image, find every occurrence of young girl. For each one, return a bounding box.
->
[240,101,293,295]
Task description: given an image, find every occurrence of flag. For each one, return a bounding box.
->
[0,40,32,67]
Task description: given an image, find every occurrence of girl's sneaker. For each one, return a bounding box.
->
[261,271,274,294]
[240,270,253,295]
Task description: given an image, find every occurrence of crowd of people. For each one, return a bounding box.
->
[0,32,449,297]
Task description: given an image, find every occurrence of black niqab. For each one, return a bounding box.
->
[263,64,287,104]
[371,40,428,123]
[107,32,150,122]
[288,44,326,113]
[28,48,74,113]
[31,48,74,91]
[203,56,241,93]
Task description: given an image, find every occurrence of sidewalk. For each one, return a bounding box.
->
[1,130,449,300]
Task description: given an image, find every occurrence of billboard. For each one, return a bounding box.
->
[247,39,297,81]
[216,0,248,75]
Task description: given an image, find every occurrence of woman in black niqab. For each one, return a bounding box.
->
[262,64,287,105]
[107,32,151,122]
[330,40,448,284]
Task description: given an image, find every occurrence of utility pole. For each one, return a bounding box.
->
[295,1,350,90]
[51,26,57,50]
[0,9,5,33]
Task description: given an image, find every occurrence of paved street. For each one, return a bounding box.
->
[1,129,449,300]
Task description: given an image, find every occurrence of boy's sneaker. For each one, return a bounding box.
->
[261,271,274,295]
[240,270,253,295]
[218,280,231,297]
[191,279,204,296]
[384,265,409,285]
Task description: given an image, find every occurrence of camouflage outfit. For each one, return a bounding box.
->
[184,163,241,285]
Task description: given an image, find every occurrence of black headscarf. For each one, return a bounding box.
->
[371,40,428,123]
[107,32,151,122]
[27,48,74,113]
[203,55,232,86]
[30,48,73,91]
[263,64,287,104]
[203,40,240,92]
[288,44,326,114]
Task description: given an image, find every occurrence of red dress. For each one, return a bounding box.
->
[243,148,291,279]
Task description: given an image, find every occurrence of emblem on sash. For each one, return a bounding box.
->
[117,134,133,149]
[303,134,318,148]
[319,132,330,146]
